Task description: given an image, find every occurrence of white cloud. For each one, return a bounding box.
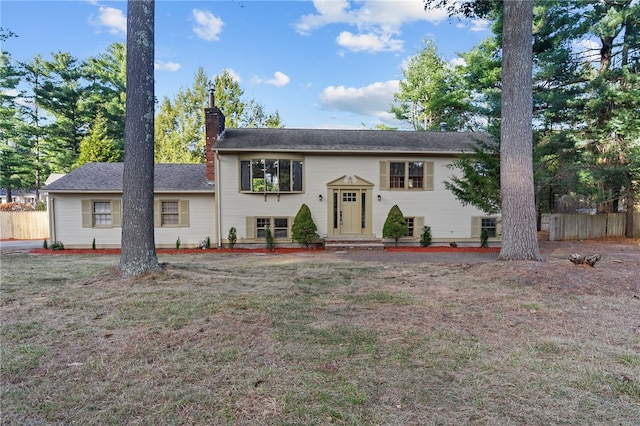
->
[470,19,490,32]
[222,68,242,83]
[336,31,403,53]
[192,9,224,41]
[90,6,126,35]
[294,0,448,53]
[253,71,291,87]
[266,71,291,87]
[450,57,466,67]
[155,61,181,72]
[319,80,400,120]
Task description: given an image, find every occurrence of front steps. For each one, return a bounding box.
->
[323,238,384,251]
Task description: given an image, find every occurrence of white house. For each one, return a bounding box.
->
[42,94,499,249]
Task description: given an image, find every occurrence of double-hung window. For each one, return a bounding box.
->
[481,217,497,238]
[471,216,500,239]
[240,157,303,193]
[82,200,121,228]
[247,216,291,240]
[93,201,112,226]
[161,201,180,226]
[381,161,434,191]
[404,217,415,237]
[154,200,189,227]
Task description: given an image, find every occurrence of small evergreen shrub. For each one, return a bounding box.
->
[35,201,46,211]
[50,241,64,251]
[43,239,48,249]
[291,204,319,247]
[265,228,275,252]
[92,238,96,250]
[176,237,181,250]
[420,226,432,247]
[382,205,408,247]
[228,227,237,248]
[480,228,489,248]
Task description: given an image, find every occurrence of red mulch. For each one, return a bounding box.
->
[29,246,498,255]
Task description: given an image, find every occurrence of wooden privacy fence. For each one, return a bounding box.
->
[0,211,49,240]
[549,213,640,241]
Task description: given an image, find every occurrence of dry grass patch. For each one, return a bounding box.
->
[1,248,639,425]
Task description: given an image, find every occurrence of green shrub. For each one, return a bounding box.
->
[480,228,489,248]
[176,237,181,250]
[50,241,64,251]
[35,201,46,211]
[291,204,319,247]
[228,227,237,248]
[265,228,275,252]
[92,238,96,250]
[43,239,48,250]
[420,226,432,247]
[382,205,407,247]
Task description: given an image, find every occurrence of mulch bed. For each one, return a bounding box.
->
[29,246,499,255]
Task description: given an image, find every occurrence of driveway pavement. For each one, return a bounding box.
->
[0,240,43,254]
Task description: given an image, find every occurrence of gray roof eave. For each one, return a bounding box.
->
[215,148,466,155]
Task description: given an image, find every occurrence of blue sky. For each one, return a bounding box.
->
[2,0,491,129]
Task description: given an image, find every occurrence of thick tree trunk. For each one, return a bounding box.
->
[498,0,543,261]
[118,0,160,276]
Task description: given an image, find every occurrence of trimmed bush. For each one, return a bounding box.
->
[480,228,489,248]
[228,227,237,248]
[50,241,64,251]
[176,237,181,250]
[420,226,432,247]
[265,228,275,251]
[382,205,408,247]
[291,204,319,247]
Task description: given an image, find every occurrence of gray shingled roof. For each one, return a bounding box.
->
[214,128,493,153]
[43,129,493,192]
[42,163,212,192]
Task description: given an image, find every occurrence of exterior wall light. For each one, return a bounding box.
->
[377,194,382,202]
[319,194,323,201]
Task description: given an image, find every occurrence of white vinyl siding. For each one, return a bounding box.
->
[217,153,496,243]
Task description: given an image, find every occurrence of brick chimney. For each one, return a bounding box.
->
[204,88,224,182]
